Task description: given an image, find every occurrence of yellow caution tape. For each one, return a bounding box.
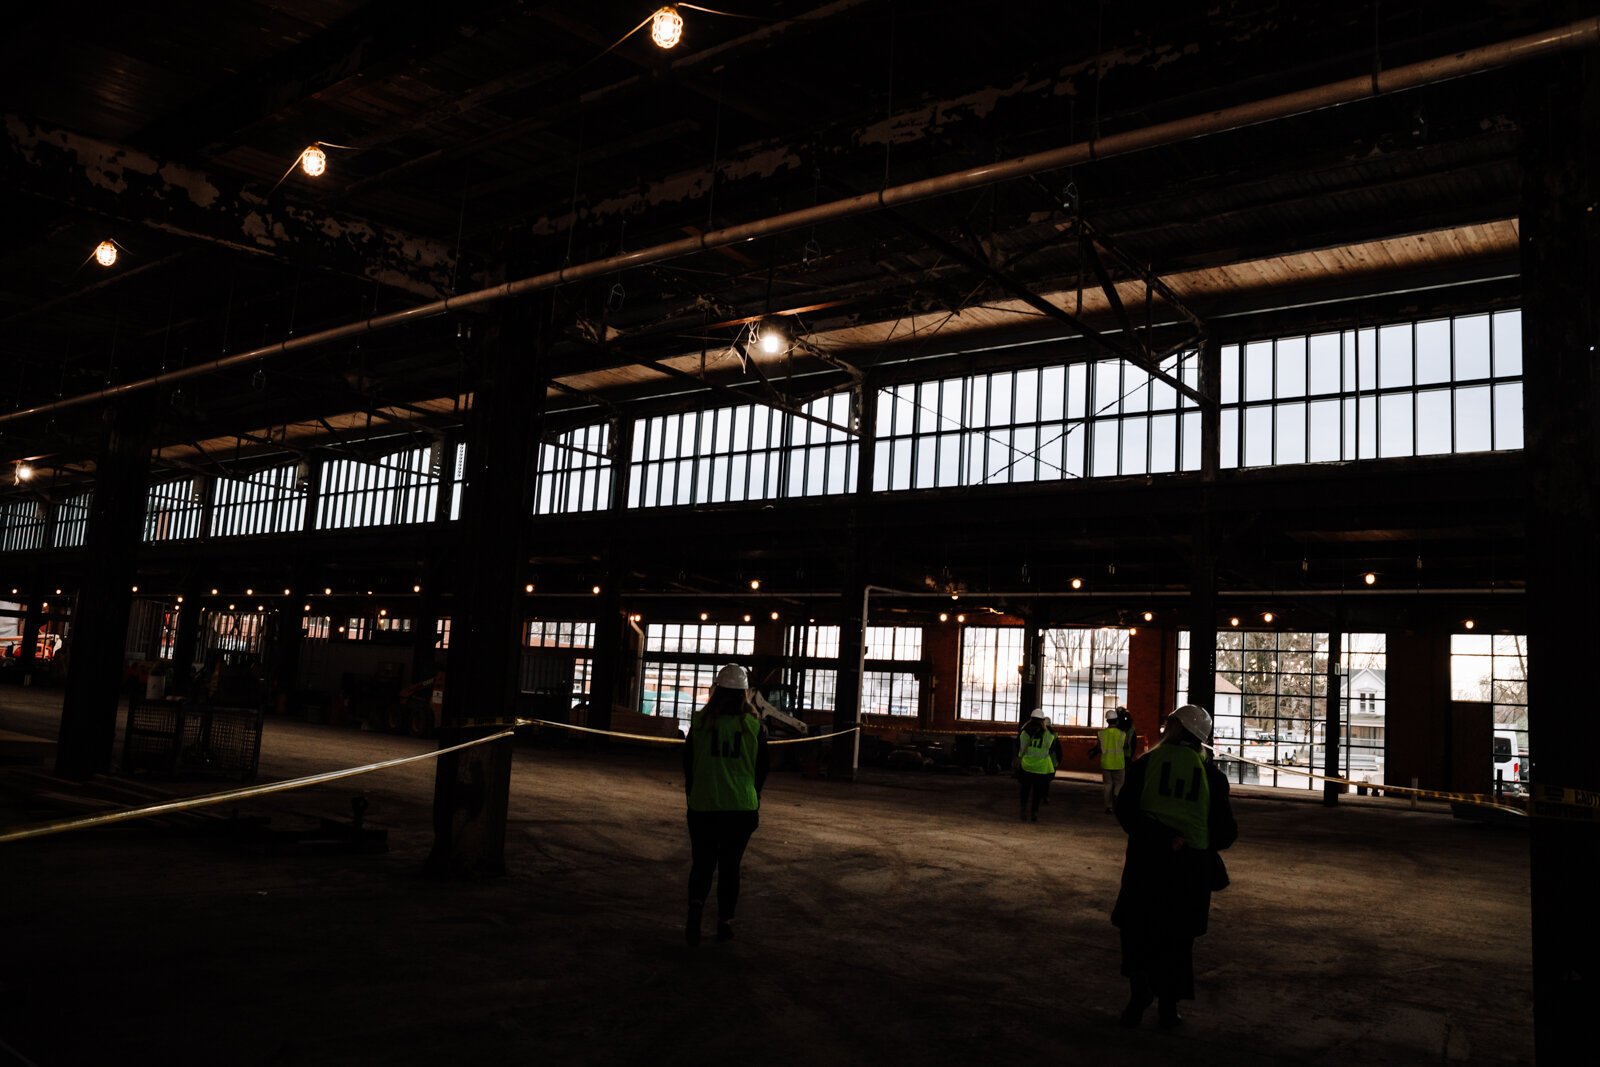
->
[1210,747,1529,816]
[0,728,515,846]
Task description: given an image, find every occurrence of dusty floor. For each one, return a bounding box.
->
[0,688,1532,1067]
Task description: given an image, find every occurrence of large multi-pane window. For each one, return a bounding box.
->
[875,353,1202,490]
[211,464,306,538]
[1451,633,1529,784]
[1221,310,1523,468]
[1177,631,1387,790]
[522,620,595,704]
[787,625,923,716]
[315,446,439,530]
[54,491,92,548]
[1039,627,1130,726]
[535,424,611,515]
[0,499,45,552]
[143,479,204,542]
[628,393,856,508]
[958,627,1026,722]
[641,623,756,725]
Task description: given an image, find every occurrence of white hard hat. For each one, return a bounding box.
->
[714,663,749,690]
[1171,704,1213,740]
[1028,709,1047,720]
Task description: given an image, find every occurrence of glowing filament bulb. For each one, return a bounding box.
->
[650,6,684,48]
[300,145,328,177]
[94,240,118,267]
[759,328,784,355]
[15,463,33,483]
[1142,611,1154,622]
[1262,611,1275,623]
[1363,571,1377,586]
[1070,577,1082,590]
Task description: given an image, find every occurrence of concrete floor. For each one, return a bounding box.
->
[0,688,1532,1066]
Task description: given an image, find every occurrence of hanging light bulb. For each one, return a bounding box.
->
[749,579,761,590]
[956,613,966,623]
[300,145,328,177]
[1464,619,1476,630]
[759,326,784,355]
[592,585,603,595]
[1229,616,1240,627]
[938,612,949,622]
[1129,627,1139,636]
[1363,571,1377,586]
[1070,577,1082,590]
[742,614,752,623]
[769,611,780,621]
[700,612,709,621]
[1262,611,1275,623]
[15,463,34,483]
[650,6,684,48]
[524,583,534,593]
[1142,611,1154,622]
[324,587,332,595]
[94,240,118,267]
[210,588,219,595]
[412,583,422,593]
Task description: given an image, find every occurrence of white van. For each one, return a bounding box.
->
[1492,732,1527,794]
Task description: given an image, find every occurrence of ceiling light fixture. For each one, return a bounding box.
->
[1229,616,1240,627]
[593,585,603,595]
[742,614,752,623]
[700,612,709,621]
[14,463,33,483]
[938,612,949,622]
[650,5,684,48]
[1070,577,1082,590]
[1363,571,1377,586]
[769,611,779,621]
[300,145,328,177]
[1263,611,1275,623]
[94,240,118,267]
[1129,627,1139,636]
[1464,619,1476,630]
[749,579,761,590]
[412,584,422,593]
[956,613,965,623]
[758,326,785,355]
[1142,611,1154,622]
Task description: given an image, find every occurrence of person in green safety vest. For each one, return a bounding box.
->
[682,662,770,947]
[1111,703,1238,1030]
[1016,709,1062,822]
[1088,705,1141,813]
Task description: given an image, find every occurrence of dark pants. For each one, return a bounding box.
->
[1019,771,1052,815]
[1120,927,1196,1004]
[687,809,759,920]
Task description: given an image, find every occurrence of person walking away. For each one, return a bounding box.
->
[1016,709,1061,822]
[1088,705,1138,812]
[683,663,770,947]
[1111,703,1237,1029]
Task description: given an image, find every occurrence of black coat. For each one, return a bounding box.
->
[1110,744,1238,939]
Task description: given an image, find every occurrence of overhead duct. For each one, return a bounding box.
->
[3,15,1596,429]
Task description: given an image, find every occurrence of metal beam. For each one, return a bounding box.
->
[1,115,458,298]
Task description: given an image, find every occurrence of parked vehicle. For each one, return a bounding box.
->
[1492,732,1529,795]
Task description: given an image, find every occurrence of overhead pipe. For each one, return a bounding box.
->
[4,16,1596,429]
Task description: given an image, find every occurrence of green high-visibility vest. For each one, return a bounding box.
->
[688,711,761,812]
[1098,727,1131,771]
[1018,727,1057,774]
[1138,743,1211,849]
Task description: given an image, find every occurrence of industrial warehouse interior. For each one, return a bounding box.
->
[1,2,1592,1064]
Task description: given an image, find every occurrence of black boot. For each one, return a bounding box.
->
[1156,998,1184,1029]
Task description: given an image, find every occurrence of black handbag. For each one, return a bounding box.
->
[1207,850,1231,891]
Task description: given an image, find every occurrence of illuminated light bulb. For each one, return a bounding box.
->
[1464,619,1476,630]
[592,585,602,595]
[42,602,49,611]
[366,590,373,596]
[939,612,949,622]
[94,240,117,267]
[1262,611,1275,623]
[1142,611,1154,622]
[337,625,346,634]
[413,584,422,593]
[228,603,236,611]
[256,605,263,612]
[324,587,332,595]
[245,588,253,596]
[1129,627,1139,636]
[282,588,291,596]
[742,614,752,623]
[749,579,761,590]
[650,6,684,49]
[302,604,310,612]
[699,612,709,621]
[15,463,33,483]
[956,613,966,623]
[131,585,138,593]
[759,328,784,355]
[211,588,219,595]
[769,611,780,621]
[951,593,960,601]
[1229,616,1240,627]
[176,596,184,604]
[300,145,327,177]
[524,583,534,593]
[1363,571,1377,586]
[55,588,61,595]
[1070,577,1082,590]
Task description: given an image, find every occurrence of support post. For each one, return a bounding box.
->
[56,405,152,777]
[429,284,551,877]
[1188,333,1221,722]
[1522,49,1600,1060]
[1323,629,1343,806]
